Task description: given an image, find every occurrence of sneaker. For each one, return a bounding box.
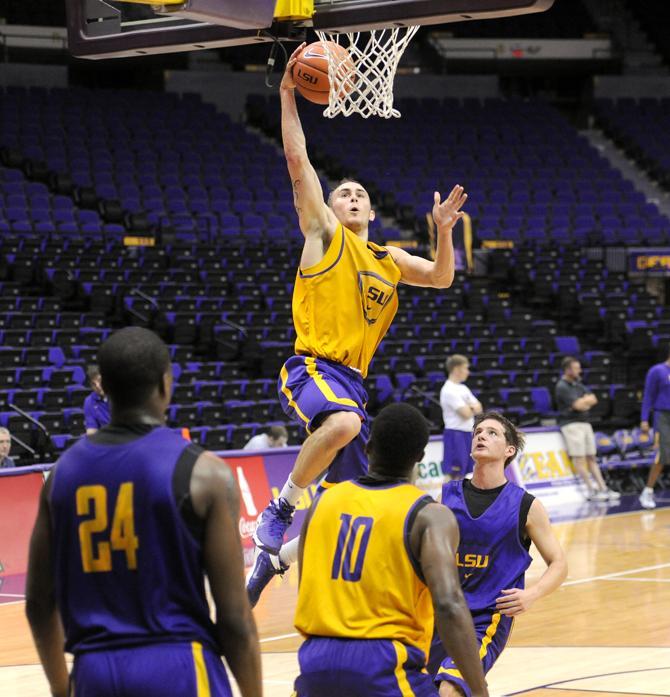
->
[246,550,289,609]
[639,489,656,510]
[587,490,610,502]
[253,498,296,554]
[604,488,621,501]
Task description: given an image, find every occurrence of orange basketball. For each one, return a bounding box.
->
[293,40,354,105]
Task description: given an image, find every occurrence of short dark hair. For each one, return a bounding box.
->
[561,355,579,372]
[268,425,288,441]
[446,354,469,375]
[98,327,171,411]
[473,411,525,468]
[327,177,369,207]
[87,364,100,381]
[367,403,430,477]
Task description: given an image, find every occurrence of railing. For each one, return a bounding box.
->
[7,403,52,461]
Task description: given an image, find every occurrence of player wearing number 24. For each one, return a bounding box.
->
[293,403,488,697]
[25,327,262,697]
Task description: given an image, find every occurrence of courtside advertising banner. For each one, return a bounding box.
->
[0,469,44,595]
[0,428,586,589]
[222,448,318,566]
[514,428,586,505]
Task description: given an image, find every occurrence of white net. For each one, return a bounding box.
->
[315,26,420,119]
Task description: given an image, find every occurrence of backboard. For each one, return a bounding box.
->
[66,0,555,59]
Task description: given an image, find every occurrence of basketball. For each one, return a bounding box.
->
[292,40,354,105]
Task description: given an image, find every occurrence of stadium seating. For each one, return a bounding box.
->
[2,85,667,464]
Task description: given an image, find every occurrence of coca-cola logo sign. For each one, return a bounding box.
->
[239,517,258,539]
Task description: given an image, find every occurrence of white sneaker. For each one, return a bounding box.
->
[605,489,621,501]
[639,489,656,509]
[587,490,610,502]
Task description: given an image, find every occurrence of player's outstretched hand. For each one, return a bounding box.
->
[495,587,537,616]
[281,42,307,91]
[433,185,467,230]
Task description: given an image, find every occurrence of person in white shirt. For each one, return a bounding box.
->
[440,355,483,478]
[243,425,289,451]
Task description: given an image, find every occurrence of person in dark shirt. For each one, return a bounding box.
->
[82,364,111,435]
[554,356,620,502]
[0,427,15,468]
[25,327,262,697]
[428,411,567,696]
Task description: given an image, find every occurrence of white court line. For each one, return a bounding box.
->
[0,593,26,598]
[257,561,670,644]
[260,632,299,643]
[563,562,670,587]
[598,577,670,583]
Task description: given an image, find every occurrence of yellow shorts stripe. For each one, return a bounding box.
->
[479,612,501,660]
[280,363,311,425]
[392,641,417,697]
[305,357,359,409]
[436,612,502,679]
[191,641,211,697]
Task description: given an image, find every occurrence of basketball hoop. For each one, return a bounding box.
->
[315,26,419,119]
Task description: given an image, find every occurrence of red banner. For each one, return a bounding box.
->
[0,472,43,577]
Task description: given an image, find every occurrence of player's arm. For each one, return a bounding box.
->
[191,452,263,697]
[387,186,467,288]
[442,388,475,421]
[280,43,339,241]
[25,475,69,697]
[496,499,567,617]
[411,503,488,697]
[641,367,658,430]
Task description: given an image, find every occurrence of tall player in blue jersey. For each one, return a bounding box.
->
[428,412,567,697]
[25,327,262,697]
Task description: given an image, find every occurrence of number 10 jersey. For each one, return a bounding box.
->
[295,478,434,659]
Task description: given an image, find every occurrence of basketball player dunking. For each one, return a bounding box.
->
[247,43,469,604]
[428,412,567,696]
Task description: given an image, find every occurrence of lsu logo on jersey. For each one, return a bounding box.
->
[456,553,490,569]
[358,271,396,325]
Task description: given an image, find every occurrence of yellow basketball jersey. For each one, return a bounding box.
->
[292,224,401,378]
[294,480,434,658]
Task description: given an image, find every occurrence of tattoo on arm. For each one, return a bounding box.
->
[292,178,302,214]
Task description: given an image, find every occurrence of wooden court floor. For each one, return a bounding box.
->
[2,506,669,697]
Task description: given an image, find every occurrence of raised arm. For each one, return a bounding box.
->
[495,499,567,616]
[411,503,488,697]
[25,476,69,697]
[191,452,263,697]
[387,186,467,288]
[281,44,338,244]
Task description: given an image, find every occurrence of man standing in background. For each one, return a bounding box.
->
[639,347,670,509]
[555,357,619,502]
[440,355,482,479]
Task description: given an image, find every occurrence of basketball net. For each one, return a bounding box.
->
[315,26,419,119]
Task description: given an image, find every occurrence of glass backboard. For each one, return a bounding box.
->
[66,0,554,59]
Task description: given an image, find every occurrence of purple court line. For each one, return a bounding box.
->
[505,665,670,696]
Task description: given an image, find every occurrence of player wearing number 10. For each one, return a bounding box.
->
[293,403,488,697]
[25,327,262,697]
